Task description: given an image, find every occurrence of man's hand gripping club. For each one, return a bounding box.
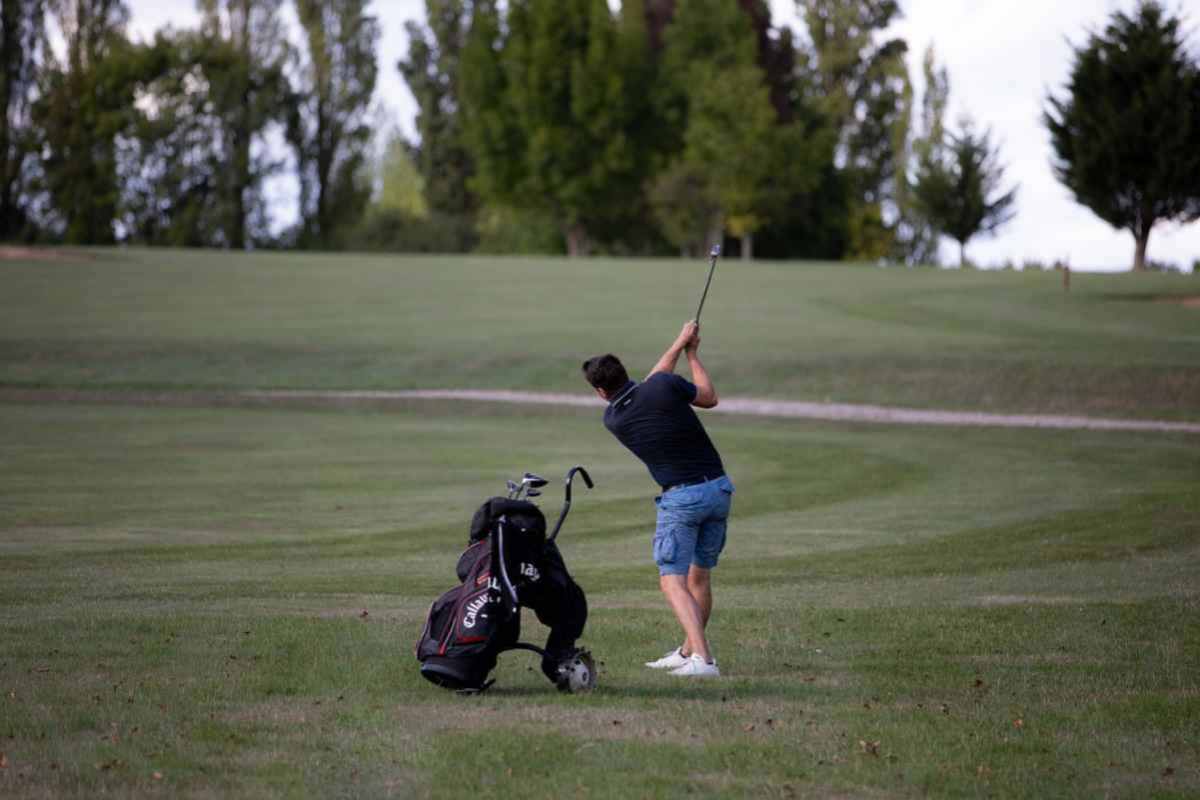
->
[647,321,718,409]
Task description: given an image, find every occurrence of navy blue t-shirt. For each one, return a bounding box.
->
[603,372,725,489]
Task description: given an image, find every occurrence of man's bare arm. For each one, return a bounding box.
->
[685,335,718,408]
[647,321,698,379]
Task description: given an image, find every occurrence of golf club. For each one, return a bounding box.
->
[694,243,721,325]
[549,465,594,542]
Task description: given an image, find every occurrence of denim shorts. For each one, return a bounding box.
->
[652,475,735,576]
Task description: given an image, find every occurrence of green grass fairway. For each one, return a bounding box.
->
[2,401,1197,798]
[1,248,1198,418]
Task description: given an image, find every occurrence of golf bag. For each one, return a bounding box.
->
[415,468,594,693]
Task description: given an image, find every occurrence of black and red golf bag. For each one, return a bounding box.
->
[415,467,593,693]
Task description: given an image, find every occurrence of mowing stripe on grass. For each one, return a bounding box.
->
[4,387,1199,433]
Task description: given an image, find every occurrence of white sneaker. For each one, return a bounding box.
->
[669,654,720,677]
[644,646,689,670]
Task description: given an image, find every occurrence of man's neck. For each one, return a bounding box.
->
[608,380,637,405]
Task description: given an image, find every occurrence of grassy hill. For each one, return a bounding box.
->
[1,248,1197,797]
[2,247,1198,418]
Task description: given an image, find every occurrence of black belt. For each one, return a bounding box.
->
[661,474,723,493]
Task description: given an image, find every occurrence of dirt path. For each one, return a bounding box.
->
[3,387,1198,434]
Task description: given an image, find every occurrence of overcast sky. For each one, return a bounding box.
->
[127,0,1200,271]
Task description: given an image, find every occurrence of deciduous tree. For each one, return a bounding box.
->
[196,0,290,249]
[33,0,134,243]
[398,0,474,223]
[0,0,44,239]
[288,0,379,248]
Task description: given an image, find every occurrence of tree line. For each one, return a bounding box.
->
[1,0,379,250]
[1,0,1197,269]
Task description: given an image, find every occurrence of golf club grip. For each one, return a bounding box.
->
[549,466,593,542]
[569,466,594,490]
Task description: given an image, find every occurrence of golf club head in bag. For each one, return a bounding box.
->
[553,648,598,693]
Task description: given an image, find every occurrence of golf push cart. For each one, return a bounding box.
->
[415,466,598,694]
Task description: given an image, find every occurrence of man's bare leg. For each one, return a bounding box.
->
[676,566,713,657]
[659,574,711,662]
[687,566,712,627]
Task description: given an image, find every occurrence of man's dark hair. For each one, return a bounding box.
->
[581,354,629,396]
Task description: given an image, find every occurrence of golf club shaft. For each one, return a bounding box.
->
[695,246,720,324]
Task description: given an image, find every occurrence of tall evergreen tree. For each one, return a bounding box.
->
[680,63,781,259]
[1044,1,1200,271]
[800,0,910,259]
[0,0,44,240]
[460,0,656,255]
[398,0,475,222]
[459,0,515,208]
[288,0,379,248]
[658,0,824,258]
[33,0,134,243]
[894,43,949,265]
[196,0,290,249]
[913,119,1016,267]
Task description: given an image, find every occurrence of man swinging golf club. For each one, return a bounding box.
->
[581,319,733,678]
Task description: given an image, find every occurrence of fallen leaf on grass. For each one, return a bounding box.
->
[858,740,880,757]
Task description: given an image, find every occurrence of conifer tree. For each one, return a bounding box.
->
[1044,1,1200,271]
